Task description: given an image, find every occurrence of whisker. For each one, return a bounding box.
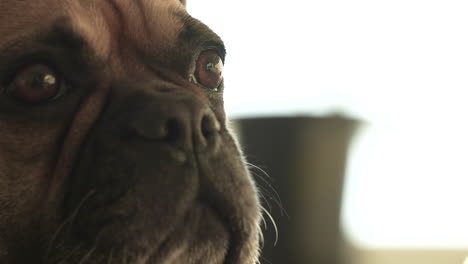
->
[245,162,288,217]
[77,244,97,264]
[259,254,274,264]
[261,205,278,246]
[255,181,274,213]
[244,161,283,248]
[56,245,82,264]
[45,190,96,261]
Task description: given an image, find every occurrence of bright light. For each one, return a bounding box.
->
[189,0,468,249]
[342,121,468,249]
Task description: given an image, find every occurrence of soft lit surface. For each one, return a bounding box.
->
[189,0,468,249]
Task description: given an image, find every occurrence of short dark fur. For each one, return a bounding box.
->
[0,0,260,263]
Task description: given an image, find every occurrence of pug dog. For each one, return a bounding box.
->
[0,0,261,263]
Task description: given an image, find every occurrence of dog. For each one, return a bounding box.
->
[0,0,261,263]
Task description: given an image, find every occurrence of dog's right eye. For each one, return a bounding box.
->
[7,64,63,104]
[194,49,224,91]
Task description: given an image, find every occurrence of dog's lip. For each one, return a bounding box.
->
[196,196,243,264]
[198,199,233,264]
[145,198,231,264]
[194,156,255,264]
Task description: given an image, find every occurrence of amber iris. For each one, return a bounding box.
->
[195,50,223,90]
[8,64,59,103]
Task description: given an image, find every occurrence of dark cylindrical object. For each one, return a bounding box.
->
[234,115,359,264]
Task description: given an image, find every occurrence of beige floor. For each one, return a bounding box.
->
[341,242,468,264]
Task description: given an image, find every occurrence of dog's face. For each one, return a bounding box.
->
[0,0,260,263]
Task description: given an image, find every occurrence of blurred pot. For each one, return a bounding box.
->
[233,115,360,264]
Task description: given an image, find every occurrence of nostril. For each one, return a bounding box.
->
[164,119,183,143]
[201,113,220,139]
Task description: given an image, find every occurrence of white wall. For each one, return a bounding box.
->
[188,0,468,253]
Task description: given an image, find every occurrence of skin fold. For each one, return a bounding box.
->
[0,0,261,263]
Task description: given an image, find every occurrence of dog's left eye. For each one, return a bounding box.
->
[7,64,63,103]
[194,50,223,91]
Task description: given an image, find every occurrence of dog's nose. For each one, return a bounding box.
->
[161,107,221,150]
[123,93,221,153]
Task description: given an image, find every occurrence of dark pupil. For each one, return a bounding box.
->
[24,70,56,93]
[32,74,46,89]
[196,50,223,90]
[12,65,58,103]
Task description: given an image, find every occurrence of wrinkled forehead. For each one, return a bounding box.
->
[0,0,185,59]
[66,0,186,58]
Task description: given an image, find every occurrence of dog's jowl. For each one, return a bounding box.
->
[0,0,260,263]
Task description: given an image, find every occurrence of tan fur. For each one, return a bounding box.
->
[65,0,185,72]
[0,0,260,263]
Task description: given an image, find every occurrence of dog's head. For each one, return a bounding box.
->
[0,0,260,263]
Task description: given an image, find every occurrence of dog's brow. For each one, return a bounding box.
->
[41,22,89,54]
[0,20,102,89]
[177,12,226,60]
[0,21,88,60]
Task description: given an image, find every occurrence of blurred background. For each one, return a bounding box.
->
[188,1,468,263]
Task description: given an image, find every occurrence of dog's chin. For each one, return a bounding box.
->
[145,202,231,263]
[40,131,258,263]
[48,200,232,264]
[113,202,231,264]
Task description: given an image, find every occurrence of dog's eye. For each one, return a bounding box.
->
[195,50,223,91]
[7,64,62,103]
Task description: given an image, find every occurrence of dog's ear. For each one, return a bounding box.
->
[180,0,186,6]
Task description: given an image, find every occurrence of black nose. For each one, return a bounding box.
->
[161,105,221,150]
[120,91,222,153]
